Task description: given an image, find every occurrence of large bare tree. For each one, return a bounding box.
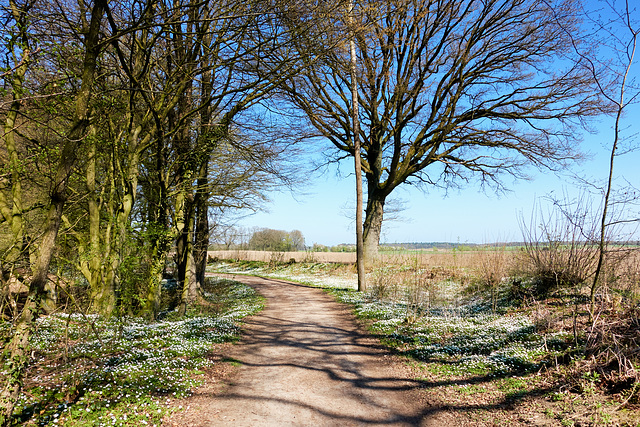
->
[279,0,602,261]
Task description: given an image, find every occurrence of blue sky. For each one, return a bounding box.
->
[237,114,639,247]
[236,1,639,247]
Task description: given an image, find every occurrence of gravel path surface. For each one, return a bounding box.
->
[168,275,447,426]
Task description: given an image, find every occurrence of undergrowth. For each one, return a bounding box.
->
[328,287,570,377]
[4,277,263,426]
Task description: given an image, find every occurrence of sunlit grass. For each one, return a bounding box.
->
[328,287,571,377]
[213,259,637,425]
[210,260,573,378]
[211,260,358,290]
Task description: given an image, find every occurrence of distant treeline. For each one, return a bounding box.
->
[379,241,640,250]
[380,242,513,250]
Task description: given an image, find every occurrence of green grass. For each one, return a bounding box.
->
[221,357,243,367]
[8,277,263,426]
[454,384,487,395]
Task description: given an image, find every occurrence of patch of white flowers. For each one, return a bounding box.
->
[329,288,565,376]
[15,281,262,426]
[211,262,569,377]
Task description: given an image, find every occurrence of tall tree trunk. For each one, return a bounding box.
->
[176,192,196,316]
[0,0,31,280]
[180,244,197,315]
[85,127,118,314]
[94,132,119,316]
[144,132,171,319]
[0,56,29,329]
[348,0,366,291]
[104,125,146,317]
[193,161,210,290]
[69,127,116,316]
[362,191,385,264]
[193,59,212,291]
[0,60,26,269]
[0,1,106,422]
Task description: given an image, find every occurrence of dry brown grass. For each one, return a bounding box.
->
[208,248,519,270]
[208,247,640,305]
[211,246,640,401]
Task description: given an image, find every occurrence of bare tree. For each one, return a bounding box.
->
[348,0,366,290]
[577,0,639,314]
[278,0,602,262]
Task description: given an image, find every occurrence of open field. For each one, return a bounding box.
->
[207,248,520,269]
[209,246,640,300]
[208,250,356,264]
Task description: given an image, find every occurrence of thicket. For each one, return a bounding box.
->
[247,229,306,252]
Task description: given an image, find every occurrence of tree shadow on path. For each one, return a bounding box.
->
[176,275,552,426]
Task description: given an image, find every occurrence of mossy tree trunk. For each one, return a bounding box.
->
[194,161,210,291]
[0,0,106,423]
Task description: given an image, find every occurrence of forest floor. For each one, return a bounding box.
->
[163,275,453,426]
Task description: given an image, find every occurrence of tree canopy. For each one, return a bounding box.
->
[248,228,306,251]
[277,0,602,260]
[0,0,314,420]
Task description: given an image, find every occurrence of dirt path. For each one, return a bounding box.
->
[167,276,450,426]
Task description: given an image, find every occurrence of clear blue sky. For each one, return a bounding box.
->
[236,113,639,247]
[236,2,639,247]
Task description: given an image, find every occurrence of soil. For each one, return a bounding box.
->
[163,275,456,426]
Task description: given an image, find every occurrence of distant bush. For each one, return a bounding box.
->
[248,228,305,251]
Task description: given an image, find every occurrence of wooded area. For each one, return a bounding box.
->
[0,0,331,420]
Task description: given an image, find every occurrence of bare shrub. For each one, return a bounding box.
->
[602,247,640,305]
[368,258,450,323]
[517,197,602,298]
[584,304,639,400]
[269,251,286,266]
[517,195,640,397]
[301,251,317,263]
[581,248,640,388]
[368,266,398,300]
[401,269,434,324]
